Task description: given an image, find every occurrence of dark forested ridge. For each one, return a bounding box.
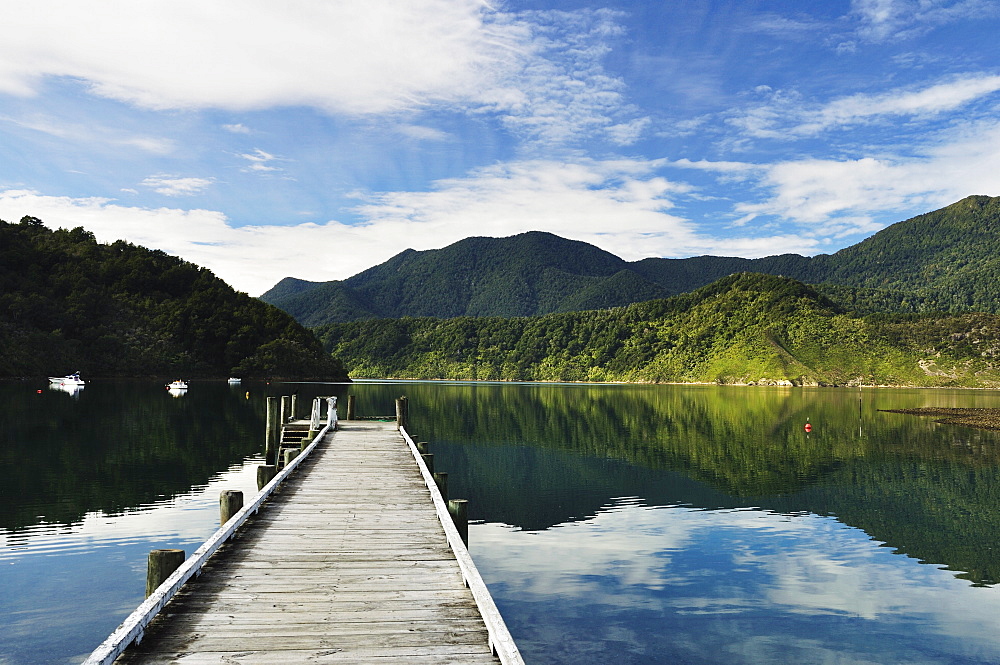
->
[0,217,346,379]
[262,231,670,325]
[264,195,1000,324]
[316,272,1000,387]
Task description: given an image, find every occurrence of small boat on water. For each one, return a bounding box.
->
[227,377,241,384]
[166,380,188,390]
[49,372,85,387]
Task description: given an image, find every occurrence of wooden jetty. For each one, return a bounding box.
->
[84,396,523,665]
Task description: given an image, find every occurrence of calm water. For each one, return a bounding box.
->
[3,380,1000,664]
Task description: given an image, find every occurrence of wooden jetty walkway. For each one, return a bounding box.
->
[84,397,523,665]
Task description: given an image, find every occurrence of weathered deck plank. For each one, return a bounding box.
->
[113,421,503,665]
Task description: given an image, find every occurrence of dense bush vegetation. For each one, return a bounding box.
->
[317,272,1000,387]
[0,217,346,379]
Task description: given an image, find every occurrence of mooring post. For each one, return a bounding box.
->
[416,441,429,455]
[280,395,290,425]
[146,549,185,598]
[283,448,299,467]
[434,471,448,502]
[220,490,244,525]
[395,397,406,428]
[346,394,356,420]
[448,499,468,546]
[256,465,276,490]
[421,453,434,474]
[265,396,277,465]
[290,393,298,421]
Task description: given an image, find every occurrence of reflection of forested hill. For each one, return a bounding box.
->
[385,383,1000,585]
[0,382,265,531]
[0,217,345,378]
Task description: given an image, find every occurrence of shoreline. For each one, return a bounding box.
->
[879,407,1000,432]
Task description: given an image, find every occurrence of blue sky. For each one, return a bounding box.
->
[1,0,999,295]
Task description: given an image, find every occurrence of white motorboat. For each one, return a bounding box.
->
[166,380,188,390]
[49,372,85,387]
[227,377,241,384]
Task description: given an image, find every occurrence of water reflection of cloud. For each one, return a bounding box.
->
[472,501,1000,664]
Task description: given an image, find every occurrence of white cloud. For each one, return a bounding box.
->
[492,9,649,149]
[352,158,705,259]
[731,74,1000,139]
[848,0,999,42]
[0,0,522,115]
[736,120,1000,227]
[2,113,175,155]
[140,175,215,197]
[238,149,282,173]
[0,158,730,295]
[795,75,1000,135]
[396,124,452,142]
[0,2,641,154]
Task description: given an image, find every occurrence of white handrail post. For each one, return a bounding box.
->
[326,396,338,429]
[310,398,321,431]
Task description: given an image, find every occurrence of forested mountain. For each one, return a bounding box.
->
[316,272,1000,387]
[0,217,346,379]
[262,231,669,325]
[263,195,1000,324]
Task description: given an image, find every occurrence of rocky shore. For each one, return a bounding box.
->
[879,407,1000,432]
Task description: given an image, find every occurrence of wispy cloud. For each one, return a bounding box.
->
[395,124,451,142]
[222,123,251,134]
[238,149,282,173]
[846,0,998,43]
[140,175,215,197]
[491,9,649,149]
[730,74,1000,139]
[733,119,1000,229]
[2,113,175,154]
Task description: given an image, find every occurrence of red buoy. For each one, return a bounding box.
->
[804,423,812,432]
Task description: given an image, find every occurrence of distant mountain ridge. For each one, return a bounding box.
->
[261,195,1000,325]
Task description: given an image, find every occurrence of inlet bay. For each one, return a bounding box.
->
[3,380,1000,664]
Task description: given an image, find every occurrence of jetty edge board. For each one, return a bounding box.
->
[87,414,523,664]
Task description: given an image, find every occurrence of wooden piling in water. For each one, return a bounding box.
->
[280,395,291,426]
[146,549,185,598]
[256,465,276,490]
[265,397,277,465]
[346,394,356,420]
[434,471,448,502]
[448,499,469,546]
[219,490,243,525]
[395,396,408,428]
[421,452,434,474]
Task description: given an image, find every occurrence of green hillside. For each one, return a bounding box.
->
[262,231,670,325]
[316,272,1000,387]
[0,217,346,379]
[264,195,1000,325]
